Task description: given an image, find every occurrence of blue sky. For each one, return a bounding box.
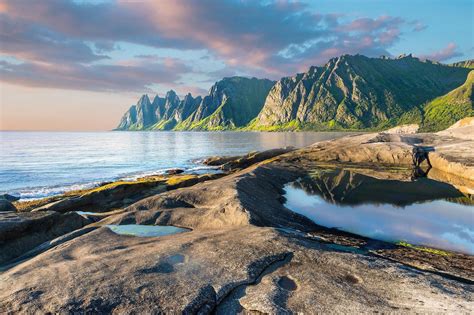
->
[0,0,472,130]
[306,0,472,58]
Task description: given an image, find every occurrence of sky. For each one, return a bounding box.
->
[0,0,473,131]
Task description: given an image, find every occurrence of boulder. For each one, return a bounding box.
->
[165,168,185,175]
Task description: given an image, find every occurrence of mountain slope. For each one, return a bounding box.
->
[116,95,156,130]
[451,60,474,69]
[421,71,474,131]
[116,92,201,131]
[116,77,274,131]
[251,54,471,130]
[174,77,275,130]
[116,55,473,131]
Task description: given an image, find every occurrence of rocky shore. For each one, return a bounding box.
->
[1,119,473,313]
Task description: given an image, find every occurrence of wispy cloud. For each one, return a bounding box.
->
[0,58,191,92]
[0,0,450,93]
[419,43,463,62]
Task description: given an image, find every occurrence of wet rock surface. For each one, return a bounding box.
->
[202,147,295,172]
[1,120,473,313]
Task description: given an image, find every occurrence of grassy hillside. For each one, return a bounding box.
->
[421,71,474,131]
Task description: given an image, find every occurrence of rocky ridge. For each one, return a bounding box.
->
[117,77,274,131]
[117,55,473,132]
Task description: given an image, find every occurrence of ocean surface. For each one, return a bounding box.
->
[0,131,351,200]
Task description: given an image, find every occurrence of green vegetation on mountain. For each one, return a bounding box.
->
[252,54,471,131]
[116,55,473,132]
[450,59,474,69]
[421,71,474,131]
[116,77,274,131]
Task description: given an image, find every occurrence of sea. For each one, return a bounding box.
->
[0,131,350,200]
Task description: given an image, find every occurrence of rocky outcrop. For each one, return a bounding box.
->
[29,174,223,214]
[116,91,202,130]
[1,158,473,312]
[116,77,274,131]
[1,122,473,313]
[0,211,90,265]
[203,147,295,172]
[253,55,471,130]
[2,225,472,314]
[0,200,16,212]
[1,194,20,202]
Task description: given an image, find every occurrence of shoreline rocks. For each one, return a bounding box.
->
[1,119,473,313]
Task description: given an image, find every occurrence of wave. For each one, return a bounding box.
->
[15,181,103,201]
[13,165,222,201]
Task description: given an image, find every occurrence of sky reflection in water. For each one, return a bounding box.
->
[284,178,474,255]
[107,225,189,237]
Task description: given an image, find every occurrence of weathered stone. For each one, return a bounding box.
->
[203,147,295,172]
[1,121,473,313]
[165,168,184,175]
[0,211,90,265]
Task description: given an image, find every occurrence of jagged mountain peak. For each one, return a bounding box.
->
[116,54,473,132]
[253,54,471,130]
[138,94,151,105]
[165,90,178,98]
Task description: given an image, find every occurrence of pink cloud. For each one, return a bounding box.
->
[0,0,419,90]
[419,43,462,62]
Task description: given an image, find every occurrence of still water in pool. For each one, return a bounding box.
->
[284,168,474,254]
[107,225,189,237]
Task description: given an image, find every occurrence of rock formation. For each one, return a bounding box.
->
[116,55,473,132]
[253,55,471,130]
[116,77,274,131]
[2,120,473,313]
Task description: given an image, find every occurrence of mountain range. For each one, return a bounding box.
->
[116,54,473,132]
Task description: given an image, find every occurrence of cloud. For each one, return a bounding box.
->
[0,14,108,63]
[419,43,463,62]
[0,58,192,92]
[411,21,427,32]
[0,0,418,91]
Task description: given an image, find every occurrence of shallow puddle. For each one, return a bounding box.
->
[284,168,474,255]
[107,224,189,237]
[278,276,298,291]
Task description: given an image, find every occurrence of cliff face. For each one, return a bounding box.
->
[115,91,202,130]
[116,77,274,131]
[175,77,275,130]
[116,55,473,131]
[252,54,471,130]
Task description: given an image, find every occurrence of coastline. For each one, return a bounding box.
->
[1,120,473,313]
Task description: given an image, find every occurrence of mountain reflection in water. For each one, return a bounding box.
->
[284,167,474,254]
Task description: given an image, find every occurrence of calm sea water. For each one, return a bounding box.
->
[0,131,350,200]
